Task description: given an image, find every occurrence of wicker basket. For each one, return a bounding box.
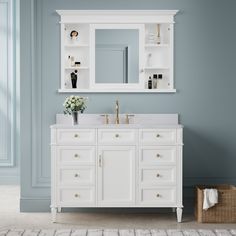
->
[195,185,236,223]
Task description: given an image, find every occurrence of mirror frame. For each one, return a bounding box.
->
[90,24,145,90]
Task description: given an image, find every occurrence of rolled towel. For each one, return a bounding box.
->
[203,188,218,210]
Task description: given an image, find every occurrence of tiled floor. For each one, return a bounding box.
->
[0,186,235,230]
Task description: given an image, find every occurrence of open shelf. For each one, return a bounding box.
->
[65,44,89,47]
[145,44,169,48]
[65,67,89,70]
[58,88,176,93]
[144,67,169,70]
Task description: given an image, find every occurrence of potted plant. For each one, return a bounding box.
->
[63,95,87,125]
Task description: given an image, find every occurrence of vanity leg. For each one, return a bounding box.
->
[51,207,57,223]
[58,207,61,213]
[176,207,183,223]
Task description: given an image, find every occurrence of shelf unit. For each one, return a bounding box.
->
[56,10,178,93]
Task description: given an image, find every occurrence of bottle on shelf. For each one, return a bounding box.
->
[70,70,78,88]
[148,76,152,89]
[75,61,81,68]
[158,74,163,80]
[153,74,158,89]
[156,24,161,44]
[70,56,75,67]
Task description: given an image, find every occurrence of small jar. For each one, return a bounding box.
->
[75,62,81,67]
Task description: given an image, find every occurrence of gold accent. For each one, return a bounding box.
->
[125,114,129,124]
[157,24,161,44]
[100,114,109,124]
[157,24,160,37]
[125,114,135,124]
[115,100,120,124]
[105,114,109,124]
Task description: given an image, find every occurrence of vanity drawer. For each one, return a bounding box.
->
[58,146,95,165]
[140,167,176,185]
[56,129,96,145]
[139,129,176,145]
[59,187,95,206]
[59,167,95,186]
[98,129,137,145]
[139,187,176,205]
[140,146,176,165]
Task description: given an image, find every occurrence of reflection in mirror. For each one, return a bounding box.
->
[95,29,139,84]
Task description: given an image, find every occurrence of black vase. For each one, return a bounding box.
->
[71,79,77,88]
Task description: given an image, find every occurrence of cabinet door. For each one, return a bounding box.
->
[98,146,135,206]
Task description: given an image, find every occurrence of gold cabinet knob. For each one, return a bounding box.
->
[74,193,80,198]
[74,134,79,138]
[74,154,80,158]
[156,154,160,158]
[115,134,119,138]
[74,173,79,178]
[156,173,160,177]
[156,134,160,138]
[156,193,161,198]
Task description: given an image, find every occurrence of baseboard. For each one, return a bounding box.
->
[20,198,51,212]
[0,175,20,185]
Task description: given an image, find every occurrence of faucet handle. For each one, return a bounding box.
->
[100,114,109,124]
[125,114,135,124]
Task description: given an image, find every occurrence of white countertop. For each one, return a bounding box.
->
[51,113,183,129]
[50,124,183,129]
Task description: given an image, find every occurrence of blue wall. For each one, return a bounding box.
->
[20,0,236,211]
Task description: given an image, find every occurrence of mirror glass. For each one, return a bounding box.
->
[95,29,139,84]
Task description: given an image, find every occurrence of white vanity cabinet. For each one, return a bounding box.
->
[97,145,136,206]
[51,125,183,222]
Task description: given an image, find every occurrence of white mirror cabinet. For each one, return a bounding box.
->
[56,10,178,93]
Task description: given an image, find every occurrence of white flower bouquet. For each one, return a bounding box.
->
[63,95,87,115]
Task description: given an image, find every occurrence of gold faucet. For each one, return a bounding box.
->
[115,100,120,124]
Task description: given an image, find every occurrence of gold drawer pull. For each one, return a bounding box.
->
[74,154,80,158]
[74,134,79,138]
[156,154,160,158]
[74,173,80,178]
[156,134,160,138]
[156,173,160,177]
[74,193,80,198]
[156,193,161,198]
[115,134,119,138]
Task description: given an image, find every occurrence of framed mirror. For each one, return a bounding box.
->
[90,24,145,90]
